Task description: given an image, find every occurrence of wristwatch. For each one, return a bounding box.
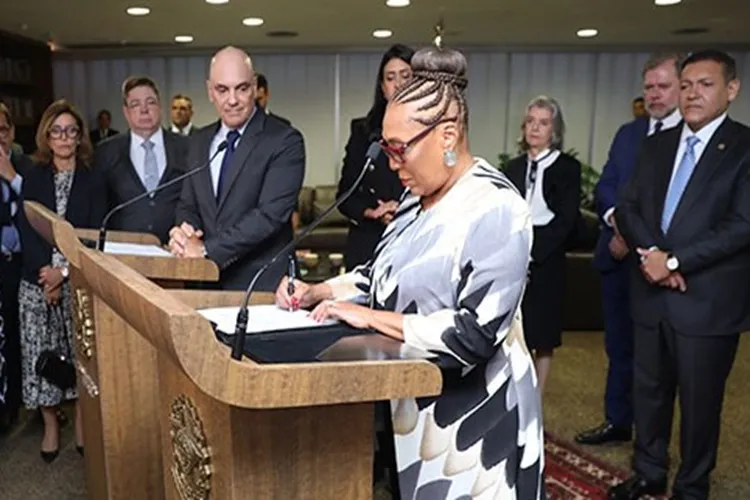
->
[666,253,680,271]
[60,266,70,279]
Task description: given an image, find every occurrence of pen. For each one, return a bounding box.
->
[287,254,296,312]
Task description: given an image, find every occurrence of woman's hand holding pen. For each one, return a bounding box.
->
[275,277,332,311]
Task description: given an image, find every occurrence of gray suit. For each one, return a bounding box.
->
[95,130,189,243]
[176,111,305,290]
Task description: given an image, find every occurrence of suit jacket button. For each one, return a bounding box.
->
[149,200,156,207]
[369,188,376,194]
[147,224,153,231]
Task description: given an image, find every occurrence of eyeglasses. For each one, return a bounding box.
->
[49,125,81,139]
[127,98,159,110]
[379,116,458,164]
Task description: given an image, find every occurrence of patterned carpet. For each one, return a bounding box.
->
[1,332,747,499]
[544,432,663,500]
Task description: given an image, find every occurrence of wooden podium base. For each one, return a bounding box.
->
[159,362,375,500]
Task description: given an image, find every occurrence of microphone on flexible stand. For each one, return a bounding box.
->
[96,141,229,251]
[230,141,383,360]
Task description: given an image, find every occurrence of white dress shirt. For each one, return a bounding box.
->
[648,108,682,136]
[171,122,193,136]
[525,148,560,227]
[209,113,254,196]
[129,128,168,188]
[667,112,727,192]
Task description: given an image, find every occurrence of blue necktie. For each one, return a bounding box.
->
[1,182,19,254]
[661,136,700,233]
[216,129,240,202]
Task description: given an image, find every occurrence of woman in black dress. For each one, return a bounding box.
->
[505,95,581,396]
[336,44,414,269]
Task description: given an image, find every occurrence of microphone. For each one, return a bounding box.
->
[230,141,383,360]
[96,141,229,251]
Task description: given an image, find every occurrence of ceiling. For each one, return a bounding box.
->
[1,0,749,53]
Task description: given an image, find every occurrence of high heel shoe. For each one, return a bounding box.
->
[40,449,59,463]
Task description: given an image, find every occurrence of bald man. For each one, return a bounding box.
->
[170,46,305,290]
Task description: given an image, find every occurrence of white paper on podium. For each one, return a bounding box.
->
[197,305,338,334]
[103,241,173,257]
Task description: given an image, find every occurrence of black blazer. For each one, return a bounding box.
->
[18,162,107,282]
[95,130,189,243]
[336,117,403,268]
[0,153,33,228]
[505,152,581,265]
[176,112,305,290]
[616,118,750,336]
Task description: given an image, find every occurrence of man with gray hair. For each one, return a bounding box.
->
[169,46,305,291]
[576,53,682,446]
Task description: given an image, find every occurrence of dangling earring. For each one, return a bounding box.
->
[443,149,457,168]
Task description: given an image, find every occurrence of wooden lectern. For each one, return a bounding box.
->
[24,201,219,499]
[26,201,442,499]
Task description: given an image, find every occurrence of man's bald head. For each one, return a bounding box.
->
[207,45,256,129]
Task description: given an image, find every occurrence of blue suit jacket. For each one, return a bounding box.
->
[592,118,649,272]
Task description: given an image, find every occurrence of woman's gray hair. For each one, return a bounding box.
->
[517,95,566,151]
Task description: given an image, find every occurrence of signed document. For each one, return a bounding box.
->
[197,305,337,334]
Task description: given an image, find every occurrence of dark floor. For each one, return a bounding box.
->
[0,332,747,499]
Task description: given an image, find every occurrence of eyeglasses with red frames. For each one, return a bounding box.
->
[379,116,458,164]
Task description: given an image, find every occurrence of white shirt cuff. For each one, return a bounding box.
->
[603,207,615,227]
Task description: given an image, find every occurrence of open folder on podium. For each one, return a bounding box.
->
[25,200,442,500]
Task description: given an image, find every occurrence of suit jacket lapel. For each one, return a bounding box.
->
[160,129,178,186]
[506,156,527,198]
[197,122,221,219]
[667,119,737,232]
[217,111,265,212]
[120,134,148,193]
[653,129,680,230]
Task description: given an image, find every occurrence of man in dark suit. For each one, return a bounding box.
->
[0,103,32,432]
[169,94,197,136]
[610,50,749,500]
[96,76,189,244]
[89,109,119,146]
[577,54,682,446]
[169,46,305,291]
[255,73,291,126]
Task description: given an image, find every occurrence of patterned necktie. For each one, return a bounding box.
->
[216,129,241,201]
[1,182,19,253]
[142,139,159,193]
[661,136,700,233]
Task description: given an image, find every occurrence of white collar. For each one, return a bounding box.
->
[679,112,727,147]
[130,128,164,149]
[650,108,682,131]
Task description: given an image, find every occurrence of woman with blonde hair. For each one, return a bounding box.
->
[17,99,106,462]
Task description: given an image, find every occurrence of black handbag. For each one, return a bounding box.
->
[35,304,77,391]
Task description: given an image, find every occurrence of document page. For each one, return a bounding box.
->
[198,305,337,333]
[103,241,173,257]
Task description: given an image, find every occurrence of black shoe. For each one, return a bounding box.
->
[40,449,60,463]
[608,475,667,499]
[575,421,632,445]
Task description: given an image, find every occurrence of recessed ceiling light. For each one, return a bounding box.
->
[205,0,229,4]
[174,35,194,43]
[655,0,681,5]
[373,29,393,39]
[126,6,150,16]
[576,28,598,38]
[386,0,410,7]
[242,17,264,27]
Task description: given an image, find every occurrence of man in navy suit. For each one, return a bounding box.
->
[576,53,683,445]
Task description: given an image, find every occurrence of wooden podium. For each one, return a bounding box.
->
[24,201,219,499]
[26,201,443,499]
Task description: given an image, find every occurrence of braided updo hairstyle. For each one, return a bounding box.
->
[392,47,469,130]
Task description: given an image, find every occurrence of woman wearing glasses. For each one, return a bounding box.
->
[17,99,106,462]
[277,48,544,499]
[336,44,414,269]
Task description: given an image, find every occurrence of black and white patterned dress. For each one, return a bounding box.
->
[18,169,77,408]
[327,159,544,499]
